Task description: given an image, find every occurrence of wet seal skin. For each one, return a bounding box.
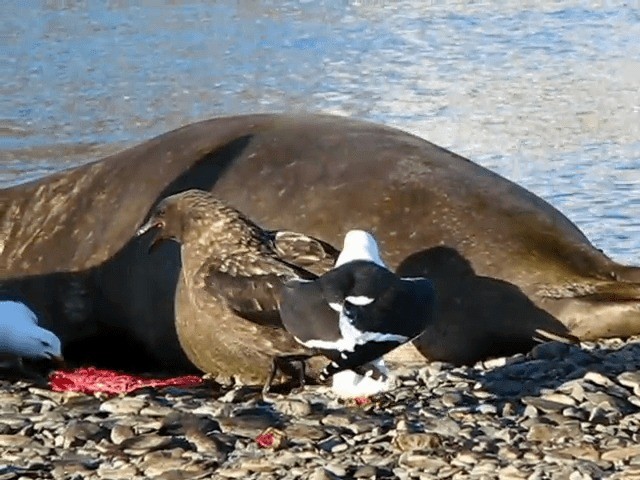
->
[2,113,640,372]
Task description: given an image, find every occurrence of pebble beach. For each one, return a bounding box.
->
[3,338,640,479]
[2,2,640,479]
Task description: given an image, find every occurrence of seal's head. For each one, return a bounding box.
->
[334,229,386,268]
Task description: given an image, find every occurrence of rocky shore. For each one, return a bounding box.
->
[2,338,640,480]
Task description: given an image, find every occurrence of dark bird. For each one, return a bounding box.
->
[279,230,436,386]
[135,189,338,393]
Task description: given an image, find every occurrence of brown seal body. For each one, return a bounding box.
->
[2,113,640,371]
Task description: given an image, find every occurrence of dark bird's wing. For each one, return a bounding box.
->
[202,258,296,328]
[268,230,340,276]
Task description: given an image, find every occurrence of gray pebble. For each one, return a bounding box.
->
[120,433,172,455]
[99,397,147,415]
[618,371,640,395]
[110,424,135,445]
[309,467,341,480]
[353,465,377,478]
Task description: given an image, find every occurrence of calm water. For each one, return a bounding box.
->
[1,1,639,262]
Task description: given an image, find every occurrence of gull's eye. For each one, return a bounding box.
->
[40,340,51,347]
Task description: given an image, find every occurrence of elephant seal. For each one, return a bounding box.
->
[2,113,640,371]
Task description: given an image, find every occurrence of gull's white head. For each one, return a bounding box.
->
[334,230,386,268]
[0,301,63,361]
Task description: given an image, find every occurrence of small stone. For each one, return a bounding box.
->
[215,468,249,479]
[240,457,278,473]
[219,387,248,403]
[309,467,341,480]
[272,399,312,417]
[110,424,135,445]
[184,429,223,455]
[602,446,640,462]
[527,424,555,443]
[393,432,442,452]
[218,407,281,437]
[354,465,377,478]
[562,407,588,420]
[120,434,172,455]
[498,446,520,461]
[325,464,347,477]
[0,434,32,448]
[63,421,102,448]
[483,357,508,369]
[441,393,462,407]
[138,451,206,477]
[97,462,139,479]
[583,391,621,410]
[471,461,499,475]
[398,453,446,471]
[540,393,576,406]
[589,404,620,425]
[317,436,348,452]
[437,466,464,479]
[498,465,527,480]
[553,445,600,462]
[26,388,67,403]
[476,404,497,415]
[285,423,327,442]
[320,413,353,428]
[51,462,95,479]
[522,397,568,413]
[140,403,174,417]
[331,443,349,453]
[584,372,616,388]
[567,382,586,402]
[349,418,387,435]
[472,389,493,399]
[453,452,478,465]
[502,402,516,417]
[530,342,570,360]
[619,372,640,393]
[569,472,588,480]
[421,417,461,437]
[0,416,29,432]
[99,397,146,415]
